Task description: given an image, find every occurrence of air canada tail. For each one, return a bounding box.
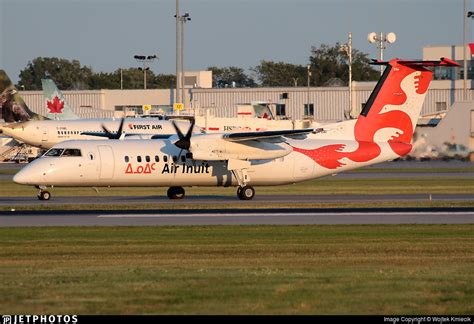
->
[42,79,79,120]
[0,70,46,123]
[356,57,460,145]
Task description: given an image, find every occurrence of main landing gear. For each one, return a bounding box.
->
[37,187,51,201]
[237,185,255,200]
[167,186,185,199]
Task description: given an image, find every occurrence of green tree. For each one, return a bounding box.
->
[17,57,93,90]
[207,66,256,88]
[252,61,307,87]
[149,73,176,89]
[309,43,379,86]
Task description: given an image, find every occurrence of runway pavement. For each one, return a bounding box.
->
[1,207,474,226]
[1,193,474,207]
[2,161,474,227]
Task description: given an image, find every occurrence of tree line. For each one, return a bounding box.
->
[16,43,379,90]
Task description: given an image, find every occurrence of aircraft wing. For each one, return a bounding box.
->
[222,128,322,142]
[80,131,172,140]
[80,131,113,138]
[186,128,324,161]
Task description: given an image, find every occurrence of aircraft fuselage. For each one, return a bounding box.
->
[13,138,402,188]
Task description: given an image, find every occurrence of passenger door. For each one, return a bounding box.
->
[98,145,114,179]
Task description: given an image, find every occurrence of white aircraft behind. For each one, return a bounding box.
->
[0,71,196,149]
[13,58,459,200]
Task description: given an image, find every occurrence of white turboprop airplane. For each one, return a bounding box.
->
[13,58,459,200]
[0,71,196,149]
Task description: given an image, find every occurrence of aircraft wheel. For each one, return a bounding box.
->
[237,187,242,198]
[167,186,185,200]
[238,185,255,200]
[38,191,51,201]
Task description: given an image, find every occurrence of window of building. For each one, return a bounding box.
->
[275,104,286,116]
[304,103,314,116]
[184,76,197,87]
[436,102,447,112]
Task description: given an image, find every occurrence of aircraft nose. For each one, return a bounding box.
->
[13,169,30,184]
[13,164,44,185]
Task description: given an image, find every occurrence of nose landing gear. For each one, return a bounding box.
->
[37,190,51,201]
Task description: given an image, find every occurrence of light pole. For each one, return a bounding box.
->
[307,64,312,118]
[180,13,191,110]
[175,0,180,107]
[134,54,158,89]
[464,3,474,100]
[340,32,353,119]
[368,32,397,75]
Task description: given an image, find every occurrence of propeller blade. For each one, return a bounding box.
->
[101,118,125,139]
[171,120,185,141]
[101,124,113,138]
[116,118,125,139]
[184,118,195,139]
[172,119,194,150]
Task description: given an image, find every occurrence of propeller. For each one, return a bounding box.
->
[101,118,125,140]
[172,118,195,150]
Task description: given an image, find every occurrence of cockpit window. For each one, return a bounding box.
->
[62,149,82,157]
[44,148,64,157]
[44,148,82,157]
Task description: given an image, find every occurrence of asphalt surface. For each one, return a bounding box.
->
[1,207,473,226]
[1,160,474,227]
[1,193,474,207]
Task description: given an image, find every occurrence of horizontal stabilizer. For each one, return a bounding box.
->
[370,57,460,67]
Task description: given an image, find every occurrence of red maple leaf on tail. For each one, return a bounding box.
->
[47,96,64,114]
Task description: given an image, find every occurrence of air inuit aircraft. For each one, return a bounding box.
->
[0,71,195,149]
[13,58,459,200]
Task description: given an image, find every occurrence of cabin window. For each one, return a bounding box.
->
[172,156,177,163]
[89,153,94,160]
[125,156,129,163]
[181,156,186,163]
[163,156,168,163]
[155,155,159,162]
[62,149,82,157]
[44,148,64,157]
[145,155,150,162]
[137,156,142,163]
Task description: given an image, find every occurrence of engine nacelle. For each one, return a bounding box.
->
[190,134,292,161]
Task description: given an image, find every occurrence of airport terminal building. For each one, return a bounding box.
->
[17,45,474,123]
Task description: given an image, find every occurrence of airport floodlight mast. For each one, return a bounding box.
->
[464,0,474,100]
[134,54,158,90]
[180,13,191,110]
[175,0,191,114]
[307,64,311,118]
[340,32,353,119]
[368,31,397,75]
